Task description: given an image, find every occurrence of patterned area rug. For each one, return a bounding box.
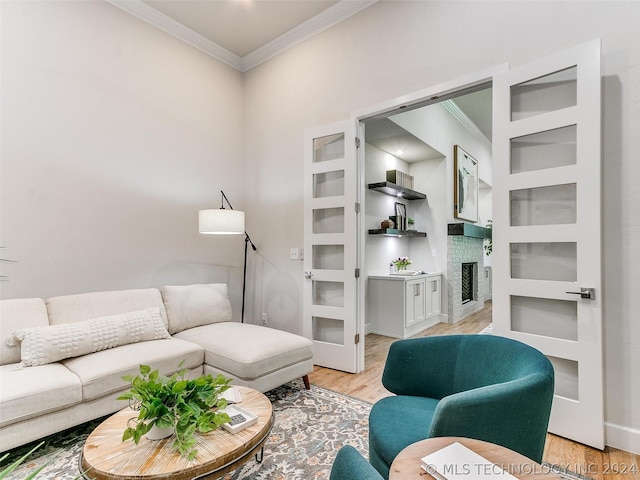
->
[2,381,371,479]
[2,380,592,480]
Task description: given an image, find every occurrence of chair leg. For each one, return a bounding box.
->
[302,375,310,390]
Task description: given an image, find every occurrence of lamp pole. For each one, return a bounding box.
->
[220,191,257,323]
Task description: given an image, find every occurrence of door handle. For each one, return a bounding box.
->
[566,287,595,299]
[304,271,313,279]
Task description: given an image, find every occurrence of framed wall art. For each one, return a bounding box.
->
[454,145,479,223]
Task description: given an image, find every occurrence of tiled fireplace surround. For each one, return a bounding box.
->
[447,233,487,323]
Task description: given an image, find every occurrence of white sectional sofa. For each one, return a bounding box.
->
[0,284,314,452]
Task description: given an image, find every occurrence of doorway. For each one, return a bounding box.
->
[360,85,493,352]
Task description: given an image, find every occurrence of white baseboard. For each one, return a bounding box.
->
[605,421,640,455]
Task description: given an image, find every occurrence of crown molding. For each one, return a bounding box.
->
[106,0,378,73]
[441,99,492,150]
[241,0,378,72]
[105,0,243,70]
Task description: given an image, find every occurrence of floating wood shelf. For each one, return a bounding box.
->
[368,229,427,238]
[367,182,426,200]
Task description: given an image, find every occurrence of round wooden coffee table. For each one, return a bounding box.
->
[80,386,273,480]
[390,437,561,480]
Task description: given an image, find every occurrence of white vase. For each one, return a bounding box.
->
[146,424,174,440]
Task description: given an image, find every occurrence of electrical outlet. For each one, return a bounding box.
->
[290,248,299,260]
[432,249,437,257]
[261,313,268,325]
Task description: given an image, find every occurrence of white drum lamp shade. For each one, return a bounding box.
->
[199,209,245,234]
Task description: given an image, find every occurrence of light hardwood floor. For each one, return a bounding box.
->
[308,302,640,480]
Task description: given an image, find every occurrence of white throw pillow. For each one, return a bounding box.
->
[161,284,233,334]
[10,307,171,367]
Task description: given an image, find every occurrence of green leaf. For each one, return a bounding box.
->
[172,380,187,394]
[122,427,135,442]
[186,422,198,436]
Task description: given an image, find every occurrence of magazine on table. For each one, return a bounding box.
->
[221,386,242,404]
[420,442,518,480]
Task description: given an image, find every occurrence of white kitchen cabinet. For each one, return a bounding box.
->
[367,273,443,339]
[428,275,442,318]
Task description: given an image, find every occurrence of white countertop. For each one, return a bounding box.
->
[368,271,442,280]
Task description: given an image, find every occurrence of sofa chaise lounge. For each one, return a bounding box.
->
[0,283,314,452]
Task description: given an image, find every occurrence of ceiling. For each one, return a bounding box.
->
[108,0,377,71]
[141,0,339,57]
[452,88,492,141]
[365,118,445,163]
[366,88,492,163]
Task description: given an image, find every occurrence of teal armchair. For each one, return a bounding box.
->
[368,334,554,479]
[330,445,384,480]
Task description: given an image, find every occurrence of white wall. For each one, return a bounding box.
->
[391,105,492,227]
[364,143,412,273]
[243,1,640,453]
[0,1,246,318]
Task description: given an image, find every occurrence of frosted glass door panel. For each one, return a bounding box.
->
[511,242,577,281]
[511,66,577,121]
[313,207,344,234]
[312,245,344,270]
[314,170,345,198]
[313,281,344,308]
[313,133,345,163]
[312,317,344,345]
[511,184,576,226]
[548,356,579,401]
[511,125,576,174]
[511,296,577,341]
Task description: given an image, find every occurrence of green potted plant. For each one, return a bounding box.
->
[392,257,412,271]
[407,217,415,231]
[118,363,232,460]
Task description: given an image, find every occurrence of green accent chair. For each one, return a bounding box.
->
[330,445,384,480]
[368,334,554,479]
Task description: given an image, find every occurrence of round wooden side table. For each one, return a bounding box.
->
[80,386,273,480]
[390,437,561,480]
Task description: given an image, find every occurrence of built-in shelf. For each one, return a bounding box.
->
[367,182,426,200]
[368,229,427,237]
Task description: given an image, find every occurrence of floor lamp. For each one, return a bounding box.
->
[199,191,257,323]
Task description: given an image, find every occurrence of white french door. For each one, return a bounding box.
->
[303,121,359,373]
[493,40,603,448]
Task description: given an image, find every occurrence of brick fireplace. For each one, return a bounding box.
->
[447,224,491,323]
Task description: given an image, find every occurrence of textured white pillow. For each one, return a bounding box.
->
[10,307,171,367]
